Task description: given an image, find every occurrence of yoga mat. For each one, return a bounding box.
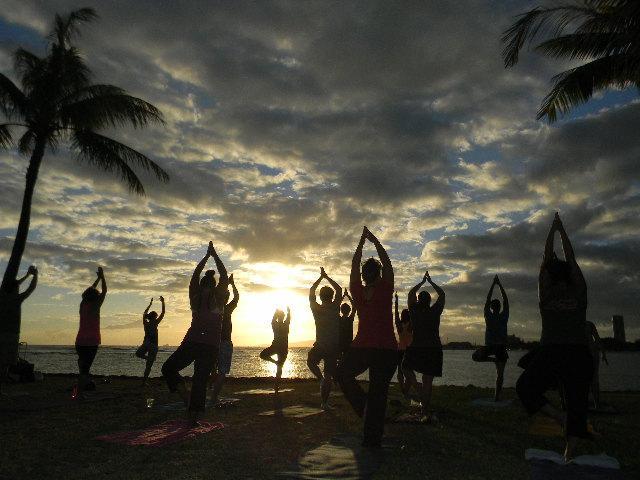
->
[589,403,619,415]
[528,417,596,437]
[96,419,224,447]
[151,401,187,411]
[279,434,392,479]
[527,449,622,479]
[471,398,513,408]
[236,388,294,395]
[209,397,240,408]
[76,392,119,403]
[391,412,435,424]
[258,405,324,418]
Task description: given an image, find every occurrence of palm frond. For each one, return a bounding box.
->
[18,130,35,155]
[502,4,600,67]
[537,54,638,121]
[536,32,635,60]
[51,8,98,47]
[13,48,46,90]
[0,124,13,148]
[60,89,164,130]
[0,73,28,119]
[72,130,169,195]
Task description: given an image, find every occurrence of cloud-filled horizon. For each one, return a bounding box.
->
[1,1,638,347]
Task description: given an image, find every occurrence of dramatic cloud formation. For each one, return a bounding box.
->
[1,1,638,346]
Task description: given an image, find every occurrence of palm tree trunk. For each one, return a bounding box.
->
[0,138,46,292]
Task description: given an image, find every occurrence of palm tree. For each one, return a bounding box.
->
[502,0,640,122]
[0,9,168,349]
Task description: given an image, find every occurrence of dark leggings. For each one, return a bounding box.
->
[516,344,593,438]
[75,345,98,375]
[337,347,397,445]
[161,341,217,412]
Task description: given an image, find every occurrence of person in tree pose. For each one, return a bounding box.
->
[211,274,239,403]
[472,275,509,401]
[135,296,165,385]
[260,307,291,393]
[395,292,413,398]
[75,267,107,399]
[308,267,343,409]
[516,213,593,461]
[338,226,397,447]
[162,242,228,425]
[402,269,445,423]
[339,289,356,359]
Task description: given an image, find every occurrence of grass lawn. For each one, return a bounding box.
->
[1,375,638,479]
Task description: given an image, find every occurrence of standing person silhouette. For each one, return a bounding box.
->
[402,269,445,423]
[211,273,239,403]
[339,289,356,359]
[472,275,509,401]
[307,267,342,409]
[0,265,37,391]
[395,292,413,398]
[516,213,593,461]
[135,296,165,385]
[260,307,291,393]
[161,241,228,425]
[338,227,397,447]
[75,266,106,399]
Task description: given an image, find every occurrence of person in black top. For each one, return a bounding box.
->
[135,296,165,384]
[395,292,413,398]
[260,307,291,393]
[402,270,445,422]
[211,273,239,403]
[516,213,592,461]
[472,275,509,401]
[339,289,356,357]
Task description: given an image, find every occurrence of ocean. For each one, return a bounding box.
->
[19,345,640,391]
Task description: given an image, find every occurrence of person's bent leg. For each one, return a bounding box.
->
[320,354,338,407]
[143,346,158,382]
[337,348,370,417]
[516,351,563,424]
[162,342,195,404]
[495,361,506,402]
[472,346,492,363]
[307,346,323,381]
[260,346,278,365]
[363,349,396,446]
[135,344,148,360]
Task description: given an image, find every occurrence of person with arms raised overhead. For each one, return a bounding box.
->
[211,273,239,404]
[402,269,445,423]
[0,265,37,391]
[135,296,165,385]
[308,267,343,409]
[339,289,356,359]
[260,307,291,394]
[75,266,106,399]
[472,275,509,401]
[338,226,397,447]
[516,213,593,461]
[395,292,413,398]
[162,241,228,425]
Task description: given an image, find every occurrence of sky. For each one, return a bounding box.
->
[0,1,638,347]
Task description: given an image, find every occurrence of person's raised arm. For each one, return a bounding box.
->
[497,276,508,317]
[395,292,400,327]
[323,269,342,307]
[350,228,366,286]
[309,270,323,307]
[209,241,229,297]
[543,213,560,264]
[426,271,445,309]
[555,214,576,263]
[19,266,38,302]
[97,267,107,306]
[485,276,497,316]
[16,271,30,285]
[285,306,291,325]
[190,247,211,299]
[158,296,165,322]
[366,228,393,285]
[227,275,239,311]
[143,298,152,324]
[408,271,427,308]
[591,323,608,365]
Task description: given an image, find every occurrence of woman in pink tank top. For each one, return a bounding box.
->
[75,266,107,399]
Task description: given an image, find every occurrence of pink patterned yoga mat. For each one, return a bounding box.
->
[96,420,224,447]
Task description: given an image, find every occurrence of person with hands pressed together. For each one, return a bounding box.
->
[395,292,413,398]
[135,295,165,385]
[339,288,356,359]
[211,273,239,403]
[337,226,397,447]
[260,307,291,394]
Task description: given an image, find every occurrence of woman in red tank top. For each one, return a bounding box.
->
[75,266,107,399]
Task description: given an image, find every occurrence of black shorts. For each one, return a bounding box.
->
[308,344,339,378]
[402,346,443,377]
[472,345,508,363]
[75,345,98,375]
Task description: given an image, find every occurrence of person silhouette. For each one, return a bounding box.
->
[337,227,397,447]
[472,275,509,401]
[516,213,593,461]
[0,265,37,390]
[307,267,343,409]
[402,269,445,422]
[260,307,291,394]
[395,292,413,398]
[211,273,239,403]
[135,296,165,385]
[585,320,607,410]
[161,241,228,425]
[339,289,356,359]
[75,266,107,399]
